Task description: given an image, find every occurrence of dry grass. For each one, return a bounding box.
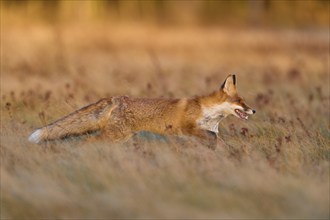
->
[1,23,329,218]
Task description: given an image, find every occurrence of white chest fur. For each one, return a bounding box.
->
[197,102,232,133]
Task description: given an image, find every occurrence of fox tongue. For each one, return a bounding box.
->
[235,109,248,120]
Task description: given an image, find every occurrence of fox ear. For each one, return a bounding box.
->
[221,74,237,95]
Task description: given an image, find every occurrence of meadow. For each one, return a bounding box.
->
[1,22,329,218]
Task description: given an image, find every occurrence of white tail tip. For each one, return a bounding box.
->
[28,129,42,143]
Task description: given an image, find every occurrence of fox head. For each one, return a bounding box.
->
[218,74,256,120]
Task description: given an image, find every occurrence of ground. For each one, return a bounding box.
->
[1,24,329,218]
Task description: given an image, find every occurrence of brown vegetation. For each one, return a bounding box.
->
[1,2,329,218]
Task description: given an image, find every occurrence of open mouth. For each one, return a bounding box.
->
[235,109,248,120]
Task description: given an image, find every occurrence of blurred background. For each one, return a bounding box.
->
[1,0,329,28]
[1,0,329,98]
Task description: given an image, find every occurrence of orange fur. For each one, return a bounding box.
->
[29,75,255,147]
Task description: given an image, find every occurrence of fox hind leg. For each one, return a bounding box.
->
[101,126,133,143]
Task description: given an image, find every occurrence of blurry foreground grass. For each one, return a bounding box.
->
[1,23,329,218]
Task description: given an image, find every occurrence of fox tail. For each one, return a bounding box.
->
[28,98,115,143]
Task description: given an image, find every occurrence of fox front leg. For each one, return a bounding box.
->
[203,130,218,150]
[184,128,218,150]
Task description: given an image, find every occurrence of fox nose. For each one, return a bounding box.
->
[252,109,256,114]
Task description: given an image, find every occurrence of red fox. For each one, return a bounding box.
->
[28,74,255,147]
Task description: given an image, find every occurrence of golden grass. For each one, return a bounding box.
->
[1,23,329,218]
